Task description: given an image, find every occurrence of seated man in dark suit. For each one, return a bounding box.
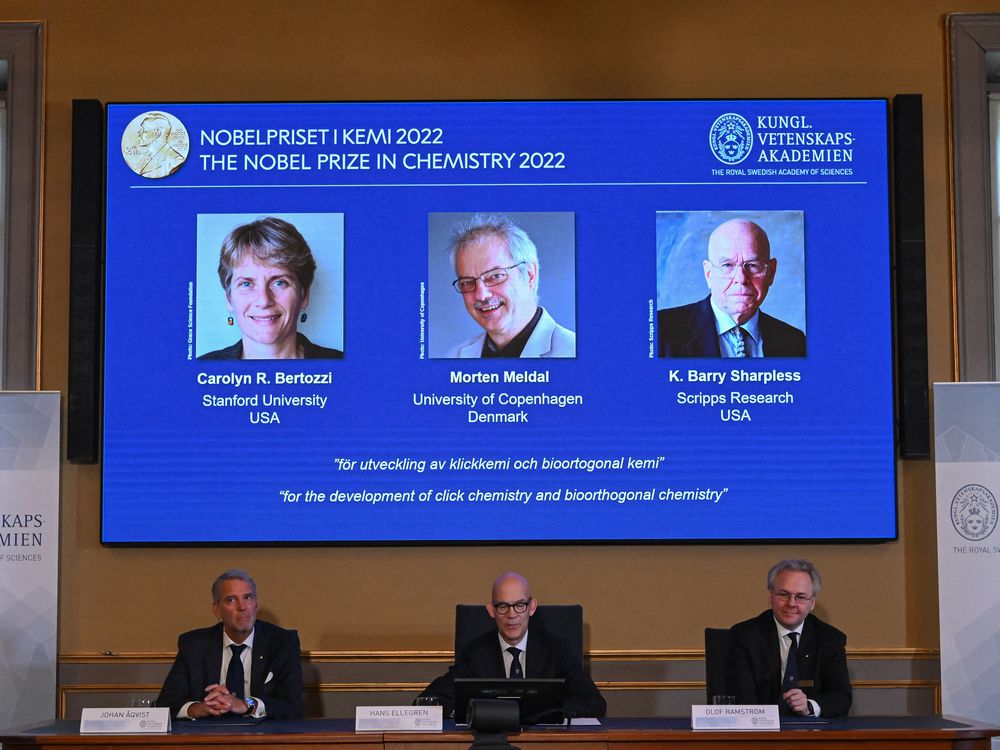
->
[658,218,806,357]
[726,559,852,717]
[157,569,303,719]
[418,571,606,718]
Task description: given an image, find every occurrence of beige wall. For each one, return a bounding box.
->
[5,0,974,656]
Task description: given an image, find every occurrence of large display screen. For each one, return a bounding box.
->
[102,99,897,543]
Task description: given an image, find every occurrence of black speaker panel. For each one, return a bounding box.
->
[67,99,104,464]
[891,94,930,459]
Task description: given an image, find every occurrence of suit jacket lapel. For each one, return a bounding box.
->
[521,310,553,358]
[759,614,782,692]
[759,312,784,357]
[691,297,722,356]
[205,623,225,687]
[461,335,485,358]
[798,616,817,680]
[491,635,508,677]
[524,630,548,679]
[249,625,268,694]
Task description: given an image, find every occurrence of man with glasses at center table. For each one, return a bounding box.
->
[725,558,852,717]
[417,571,605,718]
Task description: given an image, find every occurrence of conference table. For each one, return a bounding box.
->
[2,716,999,750]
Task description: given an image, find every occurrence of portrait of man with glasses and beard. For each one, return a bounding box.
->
[430,213,577,359]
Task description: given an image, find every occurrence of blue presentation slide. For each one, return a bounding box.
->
[102,99,896,543]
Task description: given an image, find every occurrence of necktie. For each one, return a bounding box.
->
[507,646,523,679]
[226,644,247,698]
[782,632,799,692]
[732,326,752,357]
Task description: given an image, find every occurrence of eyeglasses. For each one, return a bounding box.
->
[708,259,772,278]
[771,591,814,604]
[452,263,525,293]
[492,598,532,615]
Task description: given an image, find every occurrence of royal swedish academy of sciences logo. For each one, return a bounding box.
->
[950,483,999,541]
[709,113,754,165]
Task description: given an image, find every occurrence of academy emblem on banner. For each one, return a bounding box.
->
[709,113,754,165]
[950,483,999,541]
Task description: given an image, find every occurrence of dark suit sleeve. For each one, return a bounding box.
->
[725,627,765,705]
[760,312,807,357]
[419,630,606,719]
[552,642,606,718]
[419,658,606,719]
[658,298,721,358]
[256,627,304,719]
[419,665,460,716]
[157,631,205,718]
[725,614,783,706]
[418,630,501,717]
[811,629,851,717]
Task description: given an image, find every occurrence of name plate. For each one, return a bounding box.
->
[80,707,171,733]
[355,705,442,732]
[691,704,779,731]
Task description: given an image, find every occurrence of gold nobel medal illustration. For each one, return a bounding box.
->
[121,111,189,178]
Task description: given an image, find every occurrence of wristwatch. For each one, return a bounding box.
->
[244,697,257,715]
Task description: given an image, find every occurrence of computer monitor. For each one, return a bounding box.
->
[454,677,566,726]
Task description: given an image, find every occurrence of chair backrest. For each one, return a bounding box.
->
[704,627,733,702]
[455,604,584,663]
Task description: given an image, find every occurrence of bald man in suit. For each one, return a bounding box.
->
[418,571,605,718]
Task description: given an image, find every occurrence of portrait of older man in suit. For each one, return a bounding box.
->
[657,213,806,358]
